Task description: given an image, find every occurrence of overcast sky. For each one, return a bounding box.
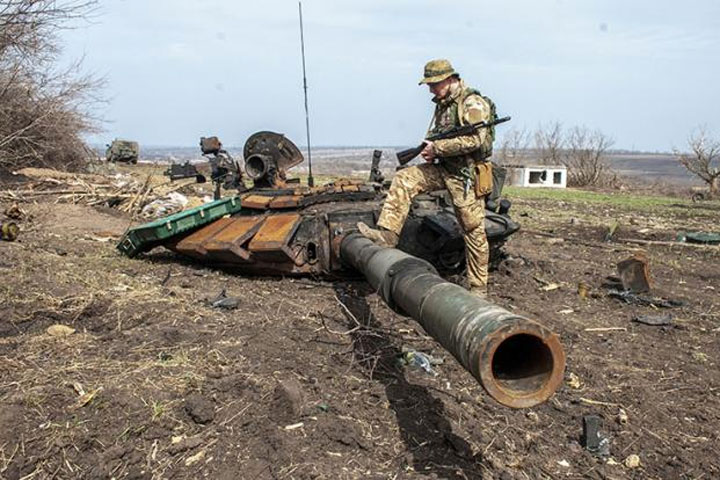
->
[63,0,720,151]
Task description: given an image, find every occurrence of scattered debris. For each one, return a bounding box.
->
[632,313,673,326]
[557,459,571,468]
[205,289,241,310]
[566,373,583,389]
[624,454,641,469]
[71,387,103,410]
[158,351,173,362]
[579,397,622,408]
[284,422,304,431]
[83,234,115,243]
[47,324,75,336]
[577,281,590,299]
[184,449,206,467]
[141,191,189,218]
[617,252,651,293]
[3,203,24,220]
[617,409,629,425]
[604,220,619,241]
[71,382,86,396]
[0,221,19,241]
[677,231,720,245]
[5,167,209,217]
[398,349,443,375]
[584,327,627,332]
[534,276,562,291]
[608,290,684,308]
[582,415,610,456]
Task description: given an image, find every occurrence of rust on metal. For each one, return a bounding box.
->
[249,214,301,252]
[202,216,264,262]
[477,325,565,409]
[617,252,652,293]
[269,195,302,209]
[241,194,273,210]
[174,217,234,257]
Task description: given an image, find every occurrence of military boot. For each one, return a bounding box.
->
[357,222,399,248]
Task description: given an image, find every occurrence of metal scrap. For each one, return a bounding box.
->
[206,289,241,310]
[582,415,611,457]
[617,252,651,293]
[608,289,684,308]
[677,231,720,245]
[398,349,443,375]
[632,313,673,326]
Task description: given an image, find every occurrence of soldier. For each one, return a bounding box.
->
[358,59,496,297]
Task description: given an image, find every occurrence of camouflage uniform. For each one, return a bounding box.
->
[377,73,494,294]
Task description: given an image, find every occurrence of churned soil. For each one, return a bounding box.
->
[1,179,719,479]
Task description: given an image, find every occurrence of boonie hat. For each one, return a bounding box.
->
[419,59,459,85]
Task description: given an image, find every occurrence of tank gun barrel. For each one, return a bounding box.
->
[339,233,565,408]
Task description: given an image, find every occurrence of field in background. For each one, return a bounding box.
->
[93,146,702,188]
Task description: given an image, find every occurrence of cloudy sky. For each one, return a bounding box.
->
[63,0,720,151]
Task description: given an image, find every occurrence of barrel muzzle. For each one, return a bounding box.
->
[477,322,565,408]
[245,153,271,180]
[340,232,565,408]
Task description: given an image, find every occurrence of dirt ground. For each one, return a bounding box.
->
[1,174,719,479]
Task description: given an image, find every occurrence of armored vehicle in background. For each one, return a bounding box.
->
[106,139,140,164]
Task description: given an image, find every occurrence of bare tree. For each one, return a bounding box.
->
[562,126,615,187]
[534,121,564,165]
[0,0,101,173]
[497,127,529,165]
[676,127,720,198]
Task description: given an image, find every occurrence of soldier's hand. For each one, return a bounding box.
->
[420,141,436,162]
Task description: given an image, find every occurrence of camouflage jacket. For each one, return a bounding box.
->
[428,80,494,165]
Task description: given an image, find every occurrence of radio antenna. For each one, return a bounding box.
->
[298,1,314,187]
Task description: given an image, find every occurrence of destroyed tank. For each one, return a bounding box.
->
[121,131,520,276]
[117,132,565,408]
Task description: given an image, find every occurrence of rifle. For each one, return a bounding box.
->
[396,116,511,166]
[164,161,206,183]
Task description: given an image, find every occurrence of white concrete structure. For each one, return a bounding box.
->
[505,165,567,188]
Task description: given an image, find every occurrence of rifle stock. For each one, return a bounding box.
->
[396,143,427,166]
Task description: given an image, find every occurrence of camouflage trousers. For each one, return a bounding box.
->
[377,163,489,292]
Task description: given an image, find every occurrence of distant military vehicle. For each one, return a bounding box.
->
[106,139,139,164]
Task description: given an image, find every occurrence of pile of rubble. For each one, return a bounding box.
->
[1,167,207,218]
